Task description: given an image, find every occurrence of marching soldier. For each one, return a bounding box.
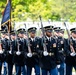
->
[54,27,66,75]
[39,26,58,75]
[26,27,40,75]
[65,27,76,75]
[0,43,3,75]
[0,32,4,75]
[14,29,27,75]
[6,31,17,75]
[18,29,27,75]
[1,31,9,75]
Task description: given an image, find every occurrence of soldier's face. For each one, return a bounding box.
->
[46,32,52,37]
[30,33,35,38]
[72,33,76,38]
[18,33,24,38]
[54,32,60,36]
[11,35,16,40]
[59,32,64,37]
[1,34,5,38]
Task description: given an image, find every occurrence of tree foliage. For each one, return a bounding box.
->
[0,0,76,22]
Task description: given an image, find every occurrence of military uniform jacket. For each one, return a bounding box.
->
[54,36,65,64]
[1,38,10,61]
[39,36,58,70]
[65,37,76,66]
[6,39,17,64]
[0,38,5,62]
[14,38,27,66]
[26,37,41,67]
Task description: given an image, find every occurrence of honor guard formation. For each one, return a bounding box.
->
[0,21,76,75]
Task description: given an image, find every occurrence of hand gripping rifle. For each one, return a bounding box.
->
[24,23,32,53]
[64,22,75,53]
[39,15,47,51]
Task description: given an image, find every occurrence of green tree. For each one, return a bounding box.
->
[0,0,76,22]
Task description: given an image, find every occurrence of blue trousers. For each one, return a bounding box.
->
[0,61,2,75]
[15,65,26,75]
[57,63,66,75]
[42,67,58,75]
[27,65,40,75]
[3,62,7,75]
[8,63,13,75]
[66,65,76,75]
[21,65,27,75]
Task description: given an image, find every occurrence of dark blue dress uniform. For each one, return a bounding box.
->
[14,37,27,75]
[26,27,40,75]
[39,26,58,75]
[14,39,26,75]
[2,31,16,75]
[54,27,66,75]
[55,36,65,63]
[0,37,4,75]
[65,28,76,75]
[1,34,10,75]
[6,39,16,75]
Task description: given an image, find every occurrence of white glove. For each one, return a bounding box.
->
[70,52,76,57]
[9,50,12,54]
[27,53,32,57]
[0,50,3,54]
[57,65,60,68]
[16,51,21,55]
[43,51,48,56]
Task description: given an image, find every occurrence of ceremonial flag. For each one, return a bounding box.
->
[1,0,11,32]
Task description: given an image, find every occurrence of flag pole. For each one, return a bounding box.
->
[8,0,11,33]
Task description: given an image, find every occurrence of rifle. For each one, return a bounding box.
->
[64,22,75,53]
[39,15,47,51]
[4,25,12,54]
[14,22,21,54]
[24,23,32,53]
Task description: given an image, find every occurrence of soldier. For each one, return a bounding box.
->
[14,29,27,75]
[26,27,40,75]
[0,44,3,75]
[39,26,58,75]
[65,27,76,75]
[1,31,9,75]
[19,29,27,75]
[0,32,4,75]
[6,31,17,75]
[54,27,66,75]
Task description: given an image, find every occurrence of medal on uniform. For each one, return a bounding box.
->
[37,45,39,48]
[53,43,56,47]
[61,41,63,44]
